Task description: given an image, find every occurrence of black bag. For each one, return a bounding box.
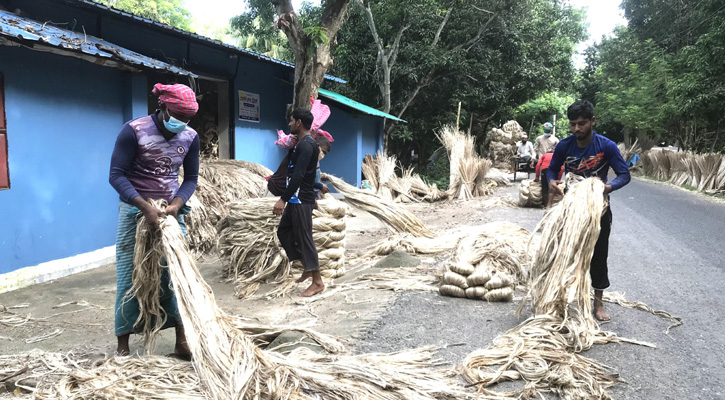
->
[267,154,289,196]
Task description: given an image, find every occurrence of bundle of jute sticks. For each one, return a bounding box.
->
[35,200,472,400]
[639,150,725,192]
[437,125,494,200]
[461,178,656,399]
[184,160,271,254]
[216,197,348,298]
[362,152,447,203]
[438,222,530,302]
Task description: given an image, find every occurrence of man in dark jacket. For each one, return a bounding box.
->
[273,108,323,297]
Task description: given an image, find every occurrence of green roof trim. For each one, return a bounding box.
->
[318,88,406,123]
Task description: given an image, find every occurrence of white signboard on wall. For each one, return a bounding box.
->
[238,91,260,122]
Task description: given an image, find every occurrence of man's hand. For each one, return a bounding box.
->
[320,184,329,194]
[549,179,564,196]
[164,197,184,218]
[273,199,286,216]
[534,177,539,182]
[603,184,613,195]
[141,206,165,230]
[320,173,330,182]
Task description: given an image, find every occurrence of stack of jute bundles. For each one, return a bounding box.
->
[518,179,543,207]
[305,198,347,278]
[439,222,530,302]
[217,197,348,297]
[184,160,271,254]
[437,125,493,200]
[487,120,522,170]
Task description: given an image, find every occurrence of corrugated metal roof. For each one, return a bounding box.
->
[0,10,197,77]
[318,88,406,122]
[66,0,347,84]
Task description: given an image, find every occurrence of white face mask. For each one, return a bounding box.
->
[544,132,551,137]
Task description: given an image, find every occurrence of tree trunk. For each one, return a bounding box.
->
[272,0,351,111]
[623,126,631,147]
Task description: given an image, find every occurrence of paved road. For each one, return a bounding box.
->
[357,178,725,399]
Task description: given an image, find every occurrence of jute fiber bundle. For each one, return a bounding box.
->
[438,125,493,200]
[487,121,522,169]
[639,150,655,176]
[518,179,542,207]
[184,160,270,254]
[217,198,348,298]
[696,153,722,192]
[59,201,470,400]
[651,150,672,181]
[485,168,512,187]
[326,175,436,238]
[617,139,641,164]
[438,222,530,302]
[461,178,655,399]
[715,155,725,192]
[363,153,447,203]
[372,232,463,256]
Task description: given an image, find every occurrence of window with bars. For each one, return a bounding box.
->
[0,73,8,190]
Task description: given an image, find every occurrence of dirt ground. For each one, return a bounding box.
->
[8,175,705,399]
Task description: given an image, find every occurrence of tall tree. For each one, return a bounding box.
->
[332,0,586,160]
[97,0,192,30]
[235,1,351,110]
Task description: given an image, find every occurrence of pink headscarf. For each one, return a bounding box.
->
[152,83,199,117]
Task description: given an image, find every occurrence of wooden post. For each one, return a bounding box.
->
[456,102,462,131]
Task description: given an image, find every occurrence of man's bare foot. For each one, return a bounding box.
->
[299,281,325,297]
[116,334,130,356]
[296,271,312,283]
[594,304,610,321]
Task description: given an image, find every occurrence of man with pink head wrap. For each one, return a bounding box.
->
[109,82,200,359]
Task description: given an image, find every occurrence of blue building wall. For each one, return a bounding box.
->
[0,46,147,274]
[0,2,388,275]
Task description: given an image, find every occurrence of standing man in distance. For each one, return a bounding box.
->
[547,100,630,322]
[273,108,324,297]
[534,122,559,160]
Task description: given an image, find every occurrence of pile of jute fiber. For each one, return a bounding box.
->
[439,222,530,302]
[35,200,472,400]
[486,121,523,170]
[216,197,348,298]
[461,178,655,399]
[326,175,436,238]
[184,160,271,254]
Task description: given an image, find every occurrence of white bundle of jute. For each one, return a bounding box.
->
[327,175,436,238]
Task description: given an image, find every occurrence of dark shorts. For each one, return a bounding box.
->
[277,203,319,272]
[541,168,550,201]
[591,206,613,290]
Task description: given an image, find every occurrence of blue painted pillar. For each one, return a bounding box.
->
[355,124,363,188]
[122,73,148,122]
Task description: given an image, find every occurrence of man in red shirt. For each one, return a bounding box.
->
[534,150,561,208]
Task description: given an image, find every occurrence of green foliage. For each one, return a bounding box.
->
[514,92,575,138]
[420,153,450,191]
[97,0,192,30]
[585,0,725,151]
[330,0,587,163]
